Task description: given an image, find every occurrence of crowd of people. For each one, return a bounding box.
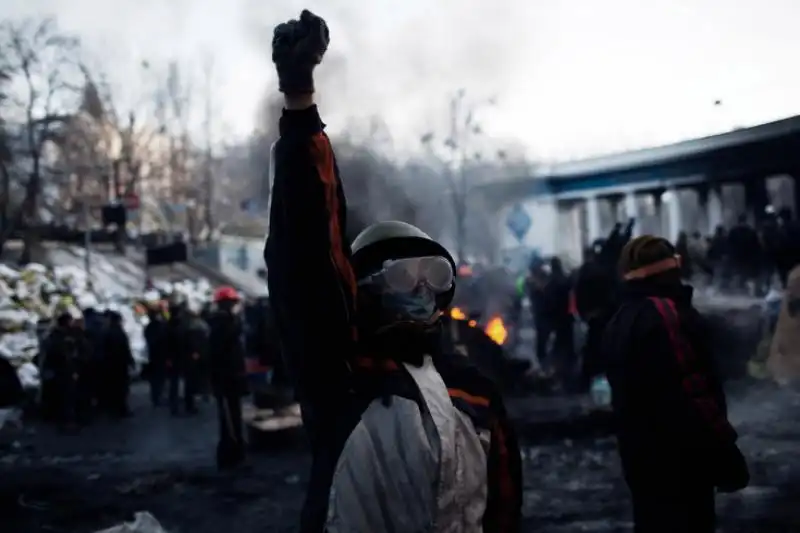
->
[3,10,779,532]
[676,207,800,294]
[255,9,762,531]
[38,302,136,427]
[27,285,284,470]
[506,208,800,395]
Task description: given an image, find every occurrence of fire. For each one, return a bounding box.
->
[450,307,467,320]
[484,316,508,345]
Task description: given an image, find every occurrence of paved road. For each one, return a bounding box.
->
[2,381,799,533]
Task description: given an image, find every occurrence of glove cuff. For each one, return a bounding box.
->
[277,66,314,94]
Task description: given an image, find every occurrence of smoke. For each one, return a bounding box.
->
[239,0,539,261]
[241,0,539,130]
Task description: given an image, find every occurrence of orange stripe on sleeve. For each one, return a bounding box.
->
[310,131,358,316]
[447,388,490,407]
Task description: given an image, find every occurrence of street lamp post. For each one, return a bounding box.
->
[82,192,92,282]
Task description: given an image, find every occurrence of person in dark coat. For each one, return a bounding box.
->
[574,254,618,391]
[165,295,190,416]
[602,235,749,533]
[264,11,522,531]
[208,286,248,469]
[528,262,552,374]
[542,257,575,389]
[103,310,135,417]
[183,299,210,414]
[675,231,692,279]
[727,214,762,293]
[41,308,89,429]
[144,301,169,407]
[81,305,107,415]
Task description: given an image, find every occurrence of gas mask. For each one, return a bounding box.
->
[358,255,454,330]
[380,285,439,323]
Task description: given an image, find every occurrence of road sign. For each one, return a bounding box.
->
[506,203,532,242]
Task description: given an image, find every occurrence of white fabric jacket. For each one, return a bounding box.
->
[325,355,491,533]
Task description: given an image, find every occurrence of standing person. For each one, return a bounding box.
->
[602,235,749,532]
[183,298,210,414]
[727,214,762,294]
[574,247,619,392]
[707,225,728,288]
[528,262,552,375]
[41,306,87,431]
[543,257,576,389]
[80,296,107,416]
[264,11,521,532]
[144,296,168,407]
[675,231,692,280]
[103,309,135,418]
[207,286,248,470]
[166,293,189,416]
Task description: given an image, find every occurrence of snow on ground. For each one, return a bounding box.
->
[0,245,218,395]
[45,246,146,298]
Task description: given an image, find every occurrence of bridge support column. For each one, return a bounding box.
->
[624,191,639,236]
[665,186,682,242]
[706,185,723,233]
[585,194,601,242]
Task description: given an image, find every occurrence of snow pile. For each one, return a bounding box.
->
[0,258,215,393]
[46,246,145,298]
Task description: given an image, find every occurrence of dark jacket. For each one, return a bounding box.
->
[264,105,521,533]
[43,326,88,379]
[144,315,168,369]
[83,310,107,362]
[185,316,210,362]
[103,323,134,380]
[602,281,746,488]
[207,309,246,394]
[165,315,188,373]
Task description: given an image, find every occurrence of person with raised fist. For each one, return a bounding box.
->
[264,10,522,533]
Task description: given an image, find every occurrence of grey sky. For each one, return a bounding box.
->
[3,0,800,160]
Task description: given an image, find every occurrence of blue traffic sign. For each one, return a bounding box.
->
[506,203,532,242]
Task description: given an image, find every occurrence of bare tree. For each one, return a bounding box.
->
[0,18,83,261]
[149,60,199,236]
[200,53,216,239]
[0,67,12,235]
[420,89,496,264]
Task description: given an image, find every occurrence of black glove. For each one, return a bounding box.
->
[272,10,330,94]
[714,442,750,493]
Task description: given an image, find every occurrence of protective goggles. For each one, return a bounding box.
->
[358,256,454,294]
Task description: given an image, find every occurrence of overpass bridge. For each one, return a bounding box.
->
[475,115,800,265]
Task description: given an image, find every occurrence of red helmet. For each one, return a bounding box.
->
[213,286,240,303]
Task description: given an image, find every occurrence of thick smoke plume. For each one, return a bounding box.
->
[241,1,539,260]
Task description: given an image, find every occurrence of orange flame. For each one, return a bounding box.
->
[450,307,467,320]
[484,316,508,345]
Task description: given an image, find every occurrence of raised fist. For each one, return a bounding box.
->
[272,10,330,94]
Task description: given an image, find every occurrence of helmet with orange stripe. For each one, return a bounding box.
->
[618,235,682,283]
